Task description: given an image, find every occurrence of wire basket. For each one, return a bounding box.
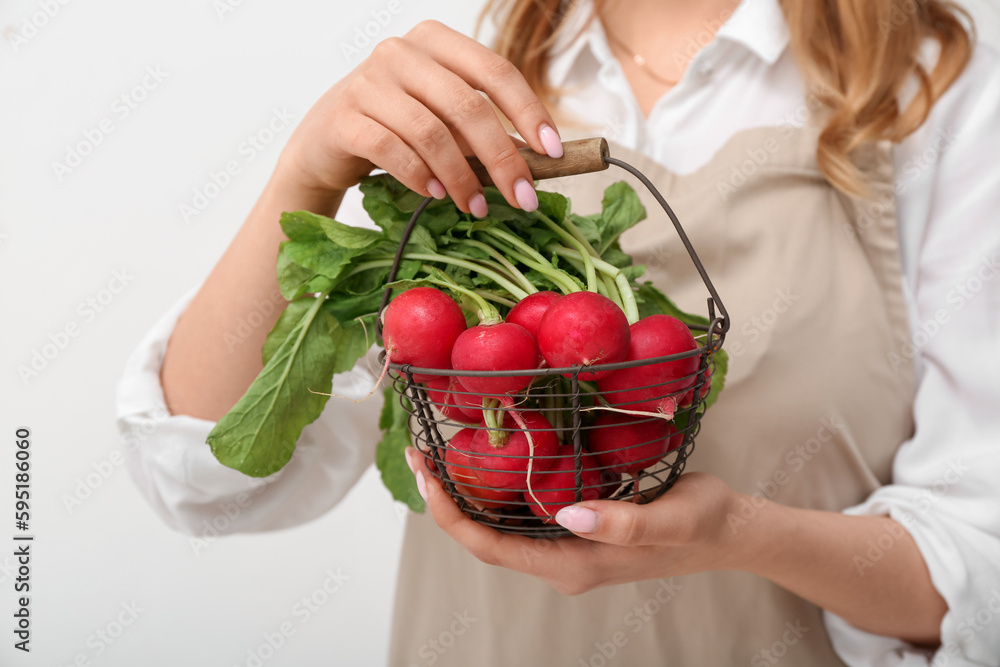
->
[376,139,729,536]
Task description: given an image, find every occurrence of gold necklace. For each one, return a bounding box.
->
[602,23,680,87]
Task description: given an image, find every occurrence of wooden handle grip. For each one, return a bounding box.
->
[466,137,609,186]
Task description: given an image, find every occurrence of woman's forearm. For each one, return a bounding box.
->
[734,497,947,646]
[160,171,344,421]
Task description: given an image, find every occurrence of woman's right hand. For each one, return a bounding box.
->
[275,19,563,217]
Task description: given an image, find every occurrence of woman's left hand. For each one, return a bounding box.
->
[406,447,747,595]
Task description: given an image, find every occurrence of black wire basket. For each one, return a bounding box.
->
[376,138,729,536]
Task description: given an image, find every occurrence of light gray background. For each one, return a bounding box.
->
[2,1,998,666]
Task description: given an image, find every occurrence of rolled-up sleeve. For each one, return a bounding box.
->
[825,42,1000,667]
[117,286,383,538]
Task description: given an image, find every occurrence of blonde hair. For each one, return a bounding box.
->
[480,0,974,196]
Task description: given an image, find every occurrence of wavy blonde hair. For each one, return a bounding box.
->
[480,0,974,196]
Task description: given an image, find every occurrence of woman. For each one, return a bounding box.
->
[119,0,1000,664]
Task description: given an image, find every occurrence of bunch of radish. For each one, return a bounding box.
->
[382,283,707,520]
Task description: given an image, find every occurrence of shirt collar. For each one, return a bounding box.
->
[547,0,791,88]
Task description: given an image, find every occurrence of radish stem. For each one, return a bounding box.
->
[531,211,599,293]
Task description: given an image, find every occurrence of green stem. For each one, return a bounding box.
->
[401,253,529,301]
[478,233,581,295]
[531,211,598,292]
[451,239,538,295]
[548,246,640,324]
[344,259,395,278]
[440,249,518,287]
[403,272,500,325]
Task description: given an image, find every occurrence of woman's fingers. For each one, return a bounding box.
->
[415,21,562,160]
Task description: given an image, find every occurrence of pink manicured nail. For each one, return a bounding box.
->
[469,193,488,218]
[555,506,598,533]
[415,471,428,502]
[539,123,563,159]
[426,178,446,200]
[514,178,538,212]
[404,447,417,475]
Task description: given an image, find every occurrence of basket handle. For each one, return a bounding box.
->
[466,137,609,185]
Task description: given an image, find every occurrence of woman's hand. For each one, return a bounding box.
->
[406,447,947,644]
[276,19,563,217]
[406,447,744,595]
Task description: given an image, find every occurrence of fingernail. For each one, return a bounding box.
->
[415,471,428,502]
[513,178,538,212]
[426,178,446,200]
[555,506,598,533]
[469,193,488,218]
[404,447,417,475]
[539,123,563,159]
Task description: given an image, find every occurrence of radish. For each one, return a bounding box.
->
[524,445,604,522]
[424,377,480,425]
[536,291,630,380]
[587,412,683,475]
[505,290,561,341]
[597,315,699,419]
[382,287,467,383]
[451,322,540,396]
[444,429,521,509]
[469,411,559,490]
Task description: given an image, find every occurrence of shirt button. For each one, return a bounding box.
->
[698,61,715,76]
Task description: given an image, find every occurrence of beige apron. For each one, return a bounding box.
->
[386,123,916,666]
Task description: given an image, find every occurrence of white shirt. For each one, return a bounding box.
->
[117,1,1000,665]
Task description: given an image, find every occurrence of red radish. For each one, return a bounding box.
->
[505,291,561,341]
[680,364,714,406]
[425,378,480,425]
[536,291,630,380]
[451,322,540,396]
[588,413,683,475]
[382,287,467,383]
[524,445,604,522]
[597,315,699,418]
[444,430,521,508]
[469,411,559,490]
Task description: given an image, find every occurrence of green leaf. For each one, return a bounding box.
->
[376,384,424,512]
[536,190,568,224]
[703,348,728,411]
[596,181,646,254]
[276,253,335,301]
[208,296,336,478]
[280,211,329,242]
[319,217,384,249]
[620,264,647,281]
[329,313,377,374]
[262,299,312,365]
[635,282,710,328]
[569,213,602,247]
